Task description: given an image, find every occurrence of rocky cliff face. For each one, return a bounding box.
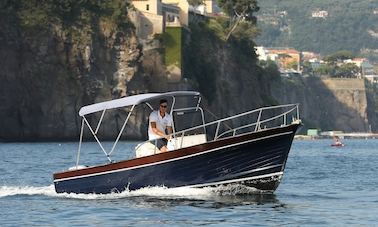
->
[272,77,377,132]
[184,21,278,121]
[0,3,160,141]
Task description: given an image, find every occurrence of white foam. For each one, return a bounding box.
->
[0,185,57,198]
[0,184,262,200]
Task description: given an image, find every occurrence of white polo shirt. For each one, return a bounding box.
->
[148,110,173,140]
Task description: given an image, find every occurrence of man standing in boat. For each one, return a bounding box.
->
[148,99,173,152]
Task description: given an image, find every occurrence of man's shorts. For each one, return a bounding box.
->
[153,138,168,149]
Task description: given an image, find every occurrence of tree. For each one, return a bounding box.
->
[335,63,360,78]
[314,64,334,76]
[302,61,313,75]
[287,60,298,70]
[324,50,355,63]
[217,0,260,40]
[187,0,203,6]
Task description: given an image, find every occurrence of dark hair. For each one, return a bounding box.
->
[159,99,168,104]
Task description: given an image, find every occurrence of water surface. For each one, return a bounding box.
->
[1,139,377,226]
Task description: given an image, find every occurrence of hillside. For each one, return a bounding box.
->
[255,0,378,56]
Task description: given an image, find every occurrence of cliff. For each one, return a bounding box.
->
[1,2,377,142]
[273,77,377,132]
[184,18,378,133]
[0,1,169,141]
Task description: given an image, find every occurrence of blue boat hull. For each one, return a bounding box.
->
[54,124,299,194]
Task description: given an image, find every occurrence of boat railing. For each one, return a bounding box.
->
[215,104,299,140]
[141,103,300,152]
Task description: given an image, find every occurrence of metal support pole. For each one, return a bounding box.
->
[95,109,106,134]
[83,116,112,162]
[109,105,135,156]
[76,118,85,168]
[214,122,220,140]
[170,96,176,135]
[296,104,300,121]
[255,109,262,131]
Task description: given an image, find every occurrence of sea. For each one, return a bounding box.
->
[1,139,377,226]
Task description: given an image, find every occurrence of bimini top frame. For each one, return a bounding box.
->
[75,91,201,167]
[79,91,200,116]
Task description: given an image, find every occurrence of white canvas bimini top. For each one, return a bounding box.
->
[78,91,200,116]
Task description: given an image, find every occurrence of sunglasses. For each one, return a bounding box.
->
[160,105,168,108]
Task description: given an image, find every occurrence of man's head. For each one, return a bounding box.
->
[159,99,168,112]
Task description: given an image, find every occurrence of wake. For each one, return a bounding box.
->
[0,184,262,200]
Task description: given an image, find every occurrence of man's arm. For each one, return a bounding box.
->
[167,126,173,139]
[151,122,169,139]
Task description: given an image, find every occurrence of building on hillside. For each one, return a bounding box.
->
[130,0,190,40]
[162,0,190,26]
[255,46,301,72]
[131,0,221,39]
[344,58,366,68]
[307,129,319,138]
[130,0,165,39]
[267,48,301,72]
[203,0,221,15]
[342,58,378,80]
[361,61,375,76]
[255,46,269,61]
[365,75,378,84]
[302,51,321,62]
[311,10,328,18]
[308,59,324,71]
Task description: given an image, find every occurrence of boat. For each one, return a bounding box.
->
[331,136,344,147]
[53,91,302,194]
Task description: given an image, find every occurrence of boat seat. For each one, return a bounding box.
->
[135,142,159,158]
[171,134,207,149]
[135,134,207,158]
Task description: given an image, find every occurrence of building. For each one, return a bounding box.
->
[267,48,301,72]
[131,0,221,39]
[302,51,321,62]
[255,46,269,61]
[312,10,328,18]
[307,129,319,137]
[255,47,301,72]
[130,0,190,39]
[365,75,378,84]
[343,58,366,68]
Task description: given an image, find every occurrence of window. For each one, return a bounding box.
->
[146,4,149,11]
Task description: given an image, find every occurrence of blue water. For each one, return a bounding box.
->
[1,139,378,226]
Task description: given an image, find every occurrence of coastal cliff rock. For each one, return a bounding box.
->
[272,77,376,132]
[184,21,278,121]
[0,3,159,141]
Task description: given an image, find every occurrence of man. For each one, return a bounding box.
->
[148,99,173,152]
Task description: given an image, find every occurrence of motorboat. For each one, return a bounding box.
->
[53,91,302,194]
[331,137,344,147]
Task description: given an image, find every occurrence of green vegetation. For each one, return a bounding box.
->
[323,51,355,62]
[217,0,260,41]
[162,27,182,68]
[256,0,378,55]
[313,63,360,78]
[185,17,280,104]
[4,0,132,30]
[217,0,259,21]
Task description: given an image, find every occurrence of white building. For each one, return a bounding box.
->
[312,10,328,18]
